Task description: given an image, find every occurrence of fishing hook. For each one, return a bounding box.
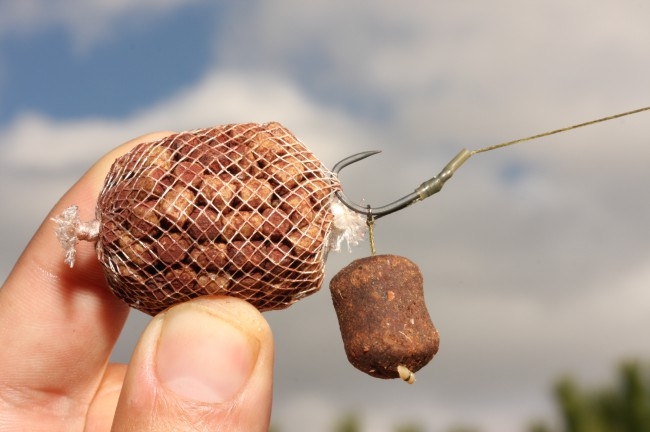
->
[332,149,473,219]
[332,105,650,219]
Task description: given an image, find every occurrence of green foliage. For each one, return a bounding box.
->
[527,421,553,432]
[334,411,363,432]
[273,360,650,432]
[532,360,650,432]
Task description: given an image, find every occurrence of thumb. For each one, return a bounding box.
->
[112,296,274,432]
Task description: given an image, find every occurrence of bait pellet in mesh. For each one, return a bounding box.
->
[96,122,339,315]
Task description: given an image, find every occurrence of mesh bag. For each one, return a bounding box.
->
[55,122,365,316]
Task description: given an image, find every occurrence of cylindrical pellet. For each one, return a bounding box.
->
[330,254,439,380]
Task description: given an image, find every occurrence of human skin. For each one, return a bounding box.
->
[0,132,275,432]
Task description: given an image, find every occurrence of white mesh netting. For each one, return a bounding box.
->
[57,122,366,315]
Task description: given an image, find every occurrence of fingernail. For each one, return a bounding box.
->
[155,305,260,403]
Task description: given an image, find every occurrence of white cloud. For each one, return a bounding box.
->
[220,1,650,110]
[0,70,375,172]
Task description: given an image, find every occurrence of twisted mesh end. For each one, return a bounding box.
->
[52,205,100,267]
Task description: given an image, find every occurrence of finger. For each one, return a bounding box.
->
[85,364,128,432]
[0,132,172,426]
[112,296,274,432]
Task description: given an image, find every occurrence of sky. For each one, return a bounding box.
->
[1,1,650,430]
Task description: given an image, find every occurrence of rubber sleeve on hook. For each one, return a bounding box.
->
[415,149,472,200]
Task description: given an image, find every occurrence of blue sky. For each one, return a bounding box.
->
[2,1,650,431]
[0,7,212,123]
[0,3,222,124]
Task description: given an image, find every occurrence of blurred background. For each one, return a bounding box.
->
[1,1,650,430]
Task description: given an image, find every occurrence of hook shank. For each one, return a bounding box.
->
[333,149,472,219]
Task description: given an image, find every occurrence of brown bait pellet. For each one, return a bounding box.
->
[89,122,340,315]
[329,254,439,381]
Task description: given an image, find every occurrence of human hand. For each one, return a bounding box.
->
[0,133,274,431]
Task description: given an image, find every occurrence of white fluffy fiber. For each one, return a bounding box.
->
[327,198,367,252]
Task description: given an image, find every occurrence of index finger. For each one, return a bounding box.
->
[0,132,172,418]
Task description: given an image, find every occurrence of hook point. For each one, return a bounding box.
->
[332,150,382,174]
